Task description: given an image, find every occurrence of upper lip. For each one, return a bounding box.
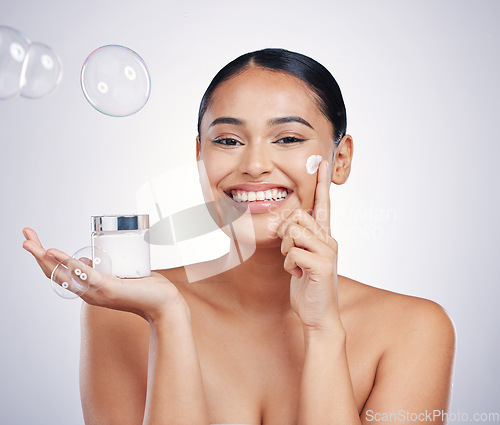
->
[225,183,292,193]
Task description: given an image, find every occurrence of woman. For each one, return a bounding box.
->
[22,48,455,425]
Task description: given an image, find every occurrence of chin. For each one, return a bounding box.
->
[221,214,283,251]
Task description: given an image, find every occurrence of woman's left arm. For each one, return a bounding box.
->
[279,160,360,424]
[278,161,455,425]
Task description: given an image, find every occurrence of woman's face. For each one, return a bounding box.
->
[198,66,336,247]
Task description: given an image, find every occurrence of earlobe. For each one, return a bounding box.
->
[331,134,354,185]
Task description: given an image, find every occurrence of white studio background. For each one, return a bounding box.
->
[1,0,499,424]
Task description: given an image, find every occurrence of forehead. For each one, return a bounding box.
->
[203,67,328,129]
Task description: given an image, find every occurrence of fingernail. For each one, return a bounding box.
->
[23,230,28,239]
[45,252,56,260]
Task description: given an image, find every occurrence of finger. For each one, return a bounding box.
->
[280,222,331,257]
[45,248,71,263]
[278,209,330,246]
[23,239,61,278]
[280,225,297,257]
[22,228,61,278]
[283,247,303,278]
[23,227,43,246]
[313,160,331,233]
[22,238,48,258]
[283,247,325,282]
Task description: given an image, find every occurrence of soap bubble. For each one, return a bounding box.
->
[80,45,151,117]
[21,42,62,98]
[0,26,30,100]
[72,246,112,290]
[50,246,112,299]
[51,258,91,299]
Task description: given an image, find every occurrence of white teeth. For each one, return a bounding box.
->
[231,188,289,203]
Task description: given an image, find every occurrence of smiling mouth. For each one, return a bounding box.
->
[226,187,290,203]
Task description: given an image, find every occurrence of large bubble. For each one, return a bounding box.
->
[0,26,30,99]
[0,25,63,100]
[80,45,151,117]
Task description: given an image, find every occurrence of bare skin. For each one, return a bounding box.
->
[23,66,455,425]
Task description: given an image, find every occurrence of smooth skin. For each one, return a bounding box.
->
[23,66,455,425]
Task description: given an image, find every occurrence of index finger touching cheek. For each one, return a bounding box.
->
[313,160,331,233]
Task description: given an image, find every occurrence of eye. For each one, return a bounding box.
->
[274,136,307,144]
[212,138,243,146]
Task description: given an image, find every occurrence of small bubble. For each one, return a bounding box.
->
[21,42,63,99]
[51,259,90,299]
[49,246,112,299]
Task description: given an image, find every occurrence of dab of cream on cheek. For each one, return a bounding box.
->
[306,155,323,174]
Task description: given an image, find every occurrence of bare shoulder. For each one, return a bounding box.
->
[339,275,456,349]
[340,278,456,415]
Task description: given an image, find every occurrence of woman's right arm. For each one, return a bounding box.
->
[81,303,210,425]
[144,309,209,425]
[80,305,150,424]
[23,228,210,425]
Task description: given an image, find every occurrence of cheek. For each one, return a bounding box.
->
[199,150,229,191]
[296,176,317,211]
[280,152,320,210]
[197,162,223,207]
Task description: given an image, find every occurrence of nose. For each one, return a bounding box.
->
[237,140,274,178]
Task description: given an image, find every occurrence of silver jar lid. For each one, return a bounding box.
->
[92,214,149,232]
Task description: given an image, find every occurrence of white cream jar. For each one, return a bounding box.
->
[91,214,151,278]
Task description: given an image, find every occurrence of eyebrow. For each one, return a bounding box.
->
[209,117,245,128]
[209,115,314,130]
[268,116,314,130]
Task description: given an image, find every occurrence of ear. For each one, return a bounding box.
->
[196,136,201,161]
[331,134,353,185]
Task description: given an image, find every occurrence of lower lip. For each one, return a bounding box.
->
[227,194,291,214]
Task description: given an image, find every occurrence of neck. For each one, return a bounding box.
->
[216,239,293,320]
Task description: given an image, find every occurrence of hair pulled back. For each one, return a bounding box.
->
[197,48,347,146]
